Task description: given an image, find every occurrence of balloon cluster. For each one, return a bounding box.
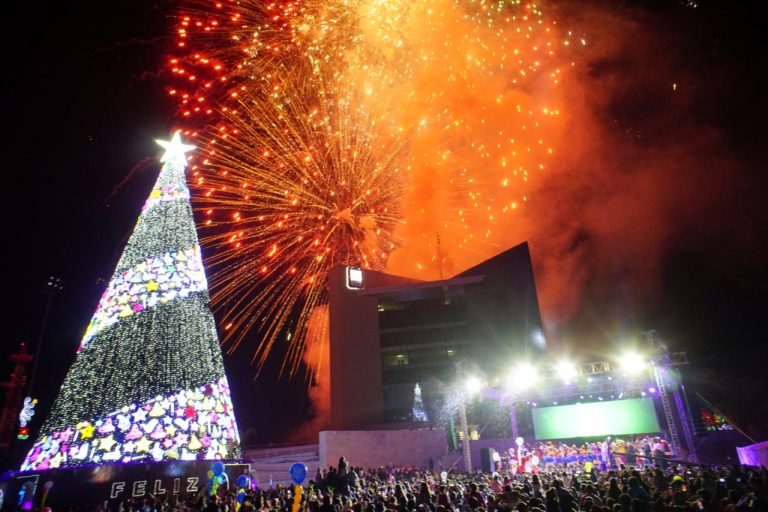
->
[289,463,307,512]
[235,474,251,511]
[208,461,228,497]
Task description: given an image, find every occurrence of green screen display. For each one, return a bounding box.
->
[532,398,660,440]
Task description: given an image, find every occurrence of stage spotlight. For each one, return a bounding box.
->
[555,360,577,382]
[464,376,483,396]
[516,362,539,388]
[619,351,647,375]
[504,362,538,392]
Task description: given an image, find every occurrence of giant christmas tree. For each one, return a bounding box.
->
[21,133,241,471]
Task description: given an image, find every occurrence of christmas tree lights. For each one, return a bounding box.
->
[21,132,241,471]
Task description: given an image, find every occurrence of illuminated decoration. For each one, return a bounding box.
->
[21,132,241,471]
[17,426,30,440]
[19,397,37,428]
[346,267,364,290]
[156,131,196,167]
[79,247,207,349]
[142,182,191,213]
[701,408,733,432]
[16,396,37,440]
[412,383,428,423]
[20,379,238,470]
[17,397,37,440]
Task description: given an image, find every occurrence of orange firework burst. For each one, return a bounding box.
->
[196,71,406,377]
[168,0,578,377]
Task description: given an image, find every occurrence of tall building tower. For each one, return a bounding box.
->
[21,133,241,471]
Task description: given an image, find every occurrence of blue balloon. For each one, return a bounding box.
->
[237,491,246,504]
[212,461,225,477]
[237,475,250,489]
[289,462,307,485]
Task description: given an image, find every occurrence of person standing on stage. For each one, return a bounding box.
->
[627,441,637,466]
[600,438,611,471]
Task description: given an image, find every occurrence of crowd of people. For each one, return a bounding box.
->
[509,436,677,473]
[104,454,766,512]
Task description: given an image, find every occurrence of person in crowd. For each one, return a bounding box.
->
[608,478,622,502]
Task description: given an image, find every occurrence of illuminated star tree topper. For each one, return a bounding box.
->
[156,130,196,167]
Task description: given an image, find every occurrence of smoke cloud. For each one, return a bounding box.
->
[379,1,762,348]
[292,305,331,440]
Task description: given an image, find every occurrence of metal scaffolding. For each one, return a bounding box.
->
[644,330,698,462]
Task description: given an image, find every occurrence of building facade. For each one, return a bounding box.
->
[328,242,545,429]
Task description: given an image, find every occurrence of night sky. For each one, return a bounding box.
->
[0,0,766,453]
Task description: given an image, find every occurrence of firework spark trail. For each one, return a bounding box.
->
[192,66,406,377]
[168,0,578,377]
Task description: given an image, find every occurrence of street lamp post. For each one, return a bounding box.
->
[27,276,63,396]
[454,362,479,473]
[459,396,472,472]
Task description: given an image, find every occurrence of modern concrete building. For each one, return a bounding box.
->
[328,242,545,430]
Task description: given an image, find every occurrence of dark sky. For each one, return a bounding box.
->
[0,0,766,451]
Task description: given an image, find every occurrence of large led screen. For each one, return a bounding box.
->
[532,398,660,440]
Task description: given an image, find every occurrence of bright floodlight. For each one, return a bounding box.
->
[518,362,538,383]
[506,362,538,391]
[555,360,577,382]
[464,376,483,396]
[619,351,647,375]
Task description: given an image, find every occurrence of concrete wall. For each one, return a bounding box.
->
[319,429,448,470]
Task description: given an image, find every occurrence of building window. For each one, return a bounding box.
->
[382,353,410,367]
